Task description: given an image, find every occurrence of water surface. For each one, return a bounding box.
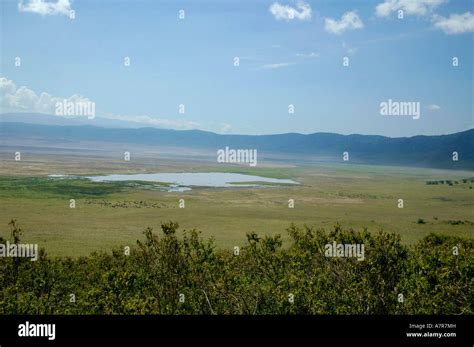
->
[86,172,298,189]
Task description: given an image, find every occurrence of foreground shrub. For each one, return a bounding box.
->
[0,221,471,314]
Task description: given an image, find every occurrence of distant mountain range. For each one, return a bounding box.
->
[1,113,473,169]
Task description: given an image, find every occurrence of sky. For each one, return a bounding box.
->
[0,0,473,137]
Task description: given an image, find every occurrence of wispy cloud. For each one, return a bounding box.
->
[103,113,199,130]
[432,12,474,34]
[269,1,312,21]
[296,52,319,58]
[261,62,296,69]
[18,0,73,16]
[427,104,441,110]
[219,123,233,134]
[342,42,357,55]
[324,11,364,35]
[375,0,446,17]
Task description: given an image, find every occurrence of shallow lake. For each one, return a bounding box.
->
[85,172,298,190]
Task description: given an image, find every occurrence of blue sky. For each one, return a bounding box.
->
[1,0,473,136]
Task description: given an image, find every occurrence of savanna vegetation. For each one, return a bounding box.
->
[1,160,473,257]
[1,219,471,315]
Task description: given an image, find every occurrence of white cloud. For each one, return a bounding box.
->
[324,11,364,35]
[104,114,200,130]
[0,77,17,95]
[261,62,296,69]
[342,42,357,55]
[1,77,91,114]
[0,77,200,130]
[347,47,357,54]
[296,52,319,58]
[5,86,39,111]
[375,0,446,17]
[219,123,233,133]
[427,104,441,110]
[432,12,474,34]
[18,0,73,16]
[269,1,312,21]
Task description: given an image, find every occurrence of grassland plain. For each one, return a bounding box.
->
[0,153,472,257]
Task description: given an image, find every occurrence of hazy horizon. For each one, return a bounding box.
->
[1,111,473,138]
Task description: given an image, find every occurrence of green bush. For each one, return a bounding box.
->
[0,220,471,315]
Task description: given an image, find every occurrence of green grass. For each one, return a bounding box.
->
[227,181,296,186]
[0,157,472,257]
[201,165,298,179]
[0,176,174,198]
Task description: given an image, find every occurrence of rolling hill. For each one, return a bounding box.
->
[1,113,473,169]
